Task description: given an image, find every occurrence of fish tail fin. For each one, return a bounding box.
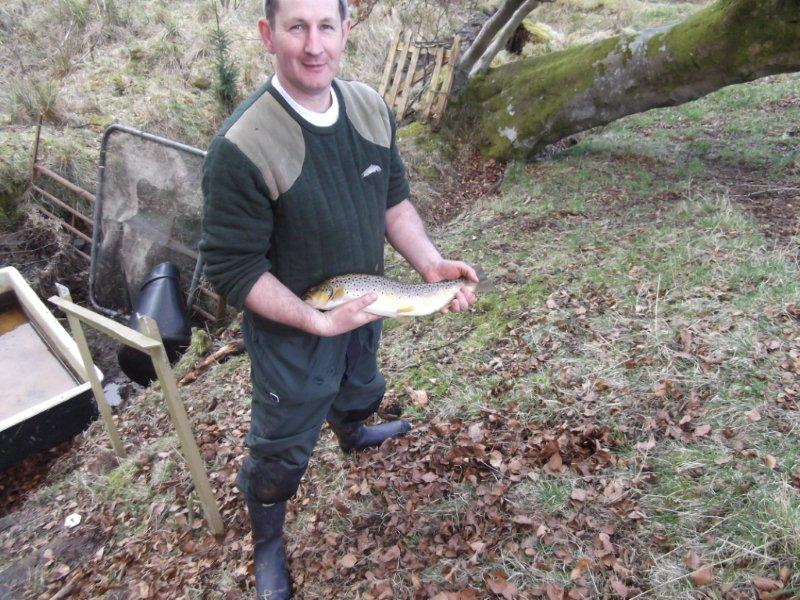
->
[473,264,496,293]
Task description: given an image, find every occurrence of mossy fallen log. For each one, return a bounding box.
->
[454,0,800,160]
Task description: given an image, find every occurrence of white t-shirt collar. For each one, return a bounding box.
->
[272,75,339,128]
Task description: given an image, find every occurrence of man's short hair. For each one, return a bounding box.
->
[263,0,349,24]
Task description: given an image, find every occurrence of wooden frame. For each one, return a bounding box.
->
[379,32,462,126]
[49,285,224,535]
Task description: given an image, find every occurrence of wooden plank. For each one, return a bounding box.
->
[435,35,462,123]
[378,30,401,98]
[387,30,412,107]
[34,164,96,204]
[138,316,224,535]
[34,204,92,245]
[396,42,421,121]
[423,46,446,121]
[33,185,93,227]
[49,295,161,352]
[54,285,127,459]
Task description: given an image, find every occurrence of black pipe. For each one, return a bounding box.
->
[118,262,191,386]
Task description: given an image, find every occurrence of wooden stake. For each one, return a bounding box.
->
[396,42,421,121]
[434,35,462,124]
[378,30,400,97]
[31,116,42,185]
[49,293,225,535]
[423,46,446,122]
[53,284,126,459]
[387,30,412,107]
[138,315,224,535]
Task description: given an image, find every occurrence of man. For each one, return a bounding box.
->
[201,0,476,597]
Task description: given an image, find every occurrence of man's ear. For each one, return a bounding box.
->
[258,17,275,53]
[341,18,351,46]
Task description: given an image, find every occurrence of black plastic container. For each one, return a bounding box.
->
[118,262,190,385]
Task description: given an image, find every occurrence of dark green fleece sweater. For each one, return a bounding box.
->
[201,78,410,334]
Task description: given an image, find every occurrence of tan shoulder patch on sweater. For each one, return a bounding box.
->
[336,79,391,149]
[225,91,304,201]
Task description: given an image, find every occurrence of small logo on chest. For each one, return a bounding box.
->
[361,164,382,178]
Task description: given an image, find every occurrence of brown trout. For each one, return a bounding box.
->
[302,268,491,318]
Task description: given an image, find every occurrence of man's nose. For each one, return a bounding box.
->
[305,26,323,55]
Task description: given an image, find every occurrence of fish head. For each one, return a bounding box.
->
[302,282,346,309]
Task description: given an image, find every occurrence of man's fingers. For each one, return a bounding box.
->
[341,293,376,312]
[462,263,479,283]
[356,292,377,308]
[463,287,476,305]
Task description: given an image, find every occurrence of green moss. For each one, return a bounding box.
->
[458,35,623,159]
[652,0,800,80]
[397,121,443,154]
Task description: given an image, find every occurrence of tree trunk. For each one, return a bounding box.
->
[468,0,542,78]
[453,0,800,160]
[456,0,531,88]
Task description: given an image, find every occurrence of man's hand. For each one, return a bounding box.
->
[421,260,478,314]
[312,294,382,337]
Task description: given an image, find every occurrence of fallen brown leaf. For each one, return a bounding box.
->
[545,452,563,474]
[340,554,357,569]
[779,566,791,584]
[690,565,715,587]
[609,578,629,598]
[571,488,587,502]
[753,576,782,592]
[409,389,429,408]
[683,551,700,570]
[695,424,711,437]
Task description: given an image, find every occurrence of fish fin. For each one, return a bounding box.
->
[472,264,496,293]
[396,305,415,314]
[332,287,347,300]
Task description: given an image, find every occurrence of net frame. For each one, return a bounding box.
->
[89,124,206,318]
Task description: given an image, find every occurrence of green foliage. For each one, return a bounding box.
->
[210,2,240,117]
[9,78,61,124]
[58,0,91,27]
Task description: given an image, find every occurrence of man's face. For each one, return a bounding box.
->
[258,0,350,107]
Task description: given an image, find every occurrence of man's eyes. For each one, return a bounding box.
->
[288,23,336,32]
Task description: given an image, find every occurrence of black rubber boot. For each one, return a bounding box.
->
[330,420,412,453]
[245,498,292,600]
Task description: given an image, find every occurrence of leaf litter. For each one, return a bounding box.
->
[2,75,800,599]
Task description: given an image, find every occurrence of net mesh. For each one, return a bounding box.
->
[92,129,205,313]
